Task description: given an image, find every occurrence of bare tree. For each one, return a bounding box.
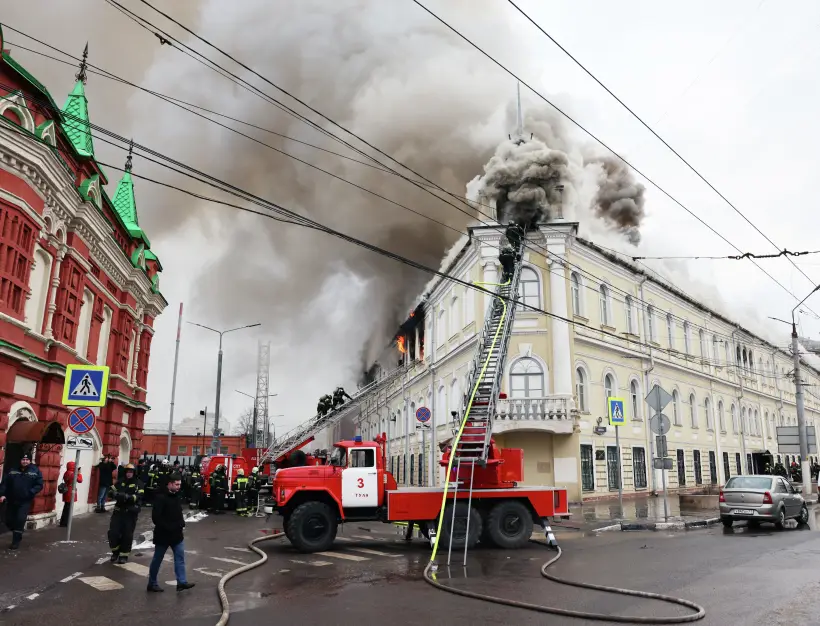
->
[234,408,254,438]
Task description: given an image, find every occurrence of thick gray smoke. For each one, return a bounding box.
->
[587,156,646,244]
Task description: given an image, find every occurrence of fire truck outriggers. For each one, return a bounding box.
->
[269,432,569,553]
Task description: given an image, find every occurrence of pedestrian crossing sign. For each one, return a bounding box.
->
[63,364,110,407]
[608,397,626,426]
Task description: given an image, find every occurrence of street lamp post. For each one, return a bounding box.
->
[189,322,261,455]
[236,390,277,448]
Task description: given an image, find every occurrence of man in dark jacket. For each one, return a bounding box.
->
[0,453,44,550]
[147,474,194,592]
[108,464,143,564]
[96,454,117,513]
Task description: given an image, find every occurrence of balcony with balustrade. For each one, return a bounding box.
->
[493,395,578,435]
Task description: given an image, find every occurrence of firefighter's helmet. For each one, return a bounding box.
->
[237,468,245,476]
[252,467,259,474]
[125,463,135,470]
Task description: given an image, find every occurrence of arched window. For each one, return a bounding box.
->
[672,390,681,425]
[630,380,640,420]
[712,336,719,363]
[699,330,706,359]
[625,296,635,334]
[718,401,726,432]
[510,358,544,398]
[742,406,748,434]
[604,374,615,400]
[570,272,581,316]
[689,393,697,428]
[518,267,540,309]
[742,348,748,371]
[731,404,738,433]
[599,285,611,326]
[667,314,675,349]
[647,306,656,342]
[24,246,51,334]
[704,397,713,430]
[683,322,691,353]
[96,306,112,366]
[436,308,446,354]
[449,378,461,422]
[736,346,742,367]
[449,294,459,335]
[748,350,754,373]
[575,367,587,412]
[75,289,95,360]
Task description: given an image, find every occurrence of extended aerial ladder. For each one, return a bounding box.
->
[258,363,406,469]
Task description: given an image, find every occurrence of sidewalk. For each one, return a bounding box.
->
[566,493,719,532]
[0,510,154,608]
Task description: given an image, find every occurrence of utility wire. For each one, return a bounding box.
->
[631,250,820,261]
[506,0,820,299]
[0,28,791,353]
[409,0,818,318]
[84,6,815,348]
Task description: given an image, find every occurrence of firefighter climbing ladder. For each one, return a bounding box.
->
[433,236,526,565]
[258,363,406,468]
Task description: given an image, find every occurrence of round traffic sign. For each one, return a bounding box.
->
[650,413,671,436]
[416,406,431,423]
[68,407,96,435]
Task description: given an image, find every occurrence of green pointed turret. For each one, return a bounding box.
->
[62,80,94,157]
[111,169,149,245]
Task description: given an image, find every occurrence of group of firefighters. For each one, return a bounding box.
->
[316,386,353,417]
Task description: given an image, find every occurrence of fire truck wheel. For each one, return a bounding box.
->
[486,500,533,549]
[288,501,338,552]
[440,502,482,549]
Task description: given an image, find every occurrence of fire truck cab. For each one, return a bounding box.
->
[272,434,569,553]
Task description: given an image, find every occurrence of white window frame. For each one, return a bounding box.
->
[510,357,545,399]
[683,322,691,354]
[689,393,698,428]
[570,272,582,316]
[575,366,588,412]
[625,296,635,334]
[630,379,640,420]
[718,401,726,432]
[647,306,656,342]
[599,284,611,326]
[449,294,459,336]
[604,373,615,400]
[667,314,675,349]
[672,390,681,425]
[705,397,713,431]
[518,267,541,310]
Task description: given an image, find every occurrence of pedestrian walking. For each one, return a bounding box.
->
[147,473,195,592]
[233,468,249,516]
[108,464,143,564]
[96,454,116,513]
[59,461,83,527]
[0,453,43,550]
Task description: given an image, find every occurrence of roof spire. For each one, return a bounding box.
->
[75,42,89,84]
[124,139,134,172]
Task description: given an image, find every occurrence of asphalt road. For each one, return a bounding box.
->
[5,510,820,625]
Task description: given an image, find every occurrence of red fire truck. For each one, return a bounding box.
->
[270,433,569,553]
[199,454,251,509]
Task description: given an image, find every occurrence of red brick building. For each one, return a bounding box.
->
[141,433,246,460]
[0,30,166,528]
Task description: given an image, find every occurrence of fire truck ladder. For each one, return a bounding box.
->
[258,363,406,468]
[432,238,526,566]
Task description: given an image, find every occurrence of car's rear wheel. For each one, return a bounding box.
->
[798,504,810,526]
[774,507,787,530]
[721,517,733,528]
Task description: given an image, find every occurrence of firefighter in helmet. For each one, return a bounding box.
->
[209,464,228,514]
[505,220,524,250]
[317,394,333,417]
[247,467,261,516]
[188,464,203,510]
[332,387,352,410]
[233,468,249,516]
[108,463,143,564]
[498,244,516,282]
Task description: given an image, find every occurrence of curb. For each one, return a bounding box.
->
[594,517,721,533]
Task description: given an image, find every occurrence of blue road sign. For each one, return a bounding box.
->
[416,406,432,423]
[68,407,96,435]
[63,364,110,407]
[608,397,626,426]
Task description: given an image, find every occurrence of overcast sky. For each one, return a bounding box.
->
[4,0,820,435]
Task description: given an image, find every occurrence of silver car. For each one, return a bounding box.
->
[720,475,809,528]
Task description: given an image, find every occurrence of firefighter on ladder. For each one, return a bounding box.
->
[332,387,352,410]
[233,468,249,516]
[108,464,143,564]
[317,394,333,417]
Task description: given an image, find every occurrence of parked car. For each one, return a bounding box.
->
[720,475,809,528]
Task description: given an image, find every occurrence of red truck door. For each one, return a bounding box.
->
[342,446,379,508]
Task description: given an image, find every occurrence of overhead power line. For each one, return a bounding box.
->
[408,0,819,319]
[631,249,820,262]
[506,0,820,296]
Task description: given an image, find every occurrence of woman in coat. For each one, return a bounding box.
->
[59,461,83,527]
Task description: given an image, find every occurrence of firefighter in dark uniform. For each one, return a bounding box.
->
[144,463,159,506]
[247,467,261,517]
[505,220,524,250]
[188,466,203,509]
[498,245,516,282]
[108,464,143,564]
[317,394,333,417]
[0,453,43,550]
[209,465,228,514]
[233,468,249,516]
[332,387,352,410]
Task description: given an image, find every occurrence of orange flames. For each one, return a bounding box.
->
[409,311,415,318]
[397,336,407,354]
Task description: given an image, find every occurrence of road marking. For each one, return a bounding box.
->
[224,547,250,553]
[116,562,150,576]
[351,534,390,542]
[211,557,248,566]
[194,567,225,578]
[289,559,332,567]
[78,576,124,591]
[26,593,39,600]
[279,569,290,573]
[6,605,16,610]
[316,551,369,562]
[60,572,83,583]
[347,547,401,558]
[335,536,353,542]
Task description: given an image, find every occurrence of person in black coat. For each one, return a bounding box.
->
[0,453,44,550]
[95,454,117,513]
[147,473,195,592]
